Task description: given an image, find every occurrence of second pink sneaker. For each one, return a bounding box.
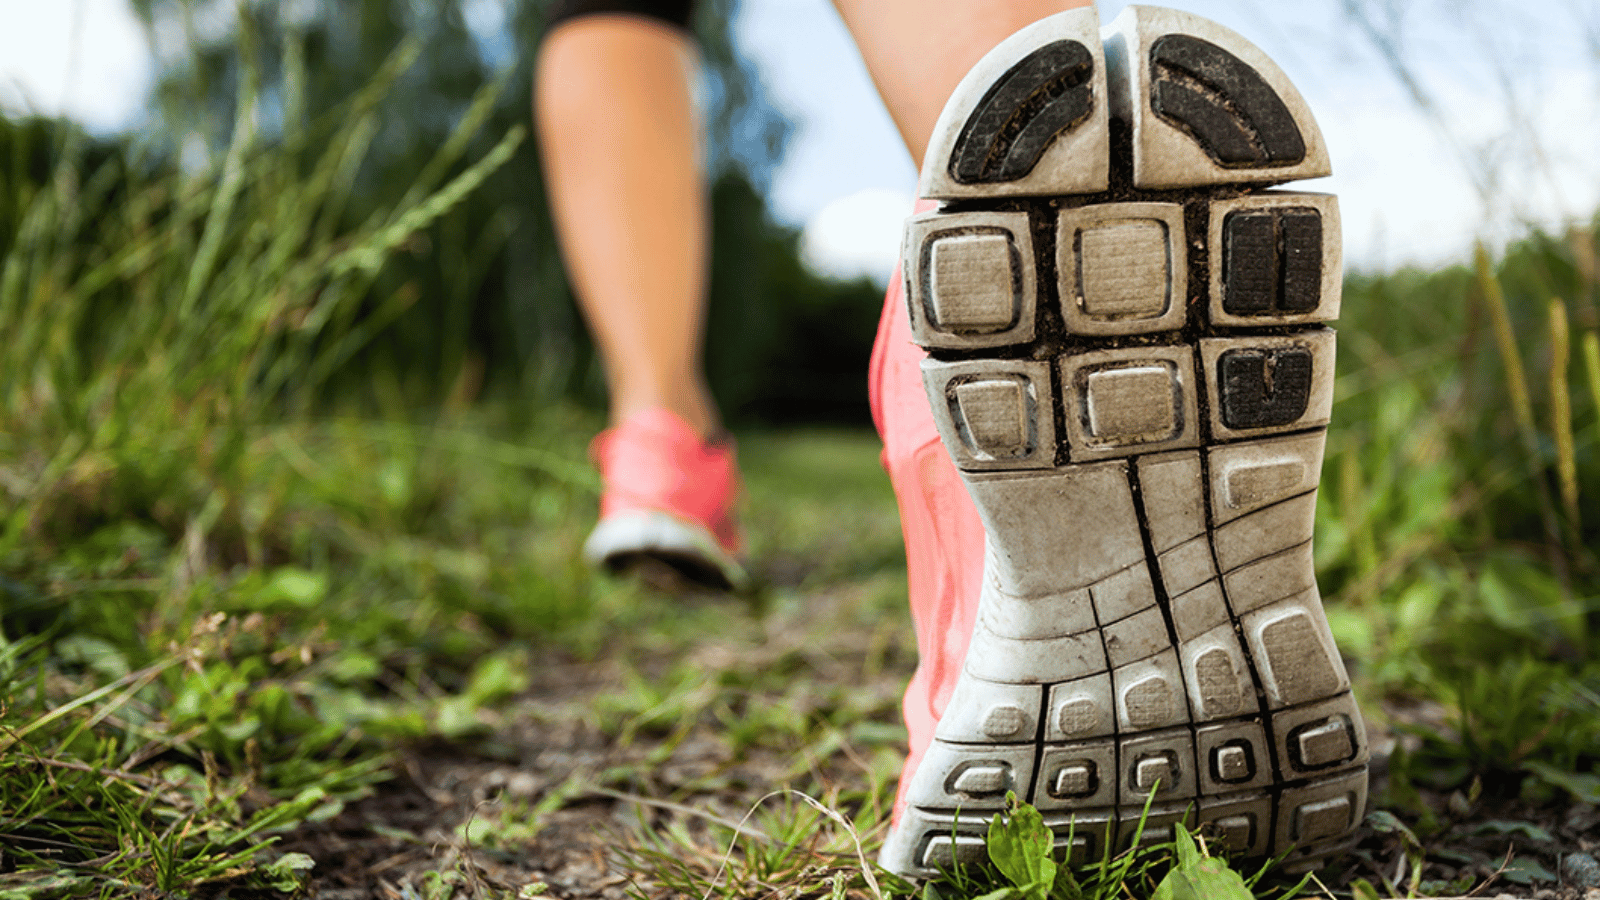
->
[583,408,747,590]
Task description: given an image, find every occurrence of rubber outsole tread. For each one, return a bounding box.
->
[880,5,1366,880]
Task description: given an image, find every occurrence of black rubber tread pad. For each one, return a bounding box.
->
[1223,211,1278,314]
[1218,348,1314,429]
[951,40,1095,184]
[1223,208,1324,316]
[1279,211,1323,312]
[1149,34,1305,168]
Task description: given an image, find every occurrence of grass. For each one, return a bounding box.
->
[915,792,1308,900]
[1,42,1598,900]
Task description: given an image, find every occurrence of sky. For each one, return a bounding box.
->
[3,0,1598,284]
[738,0,1600,281]
[0,0,151,132]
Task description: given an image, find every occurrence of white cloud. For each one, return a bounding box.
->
[0,0,152,132]
[800,187,914,286]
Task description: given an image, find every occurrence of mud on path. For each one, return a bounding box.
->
[281,585,1600,900]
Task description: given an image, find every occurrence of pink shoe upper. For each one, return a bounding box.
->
[870,201,989,825]
[591,408,743,556]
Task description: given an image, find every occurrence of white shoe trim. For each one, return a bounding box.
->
[583,509,748,590]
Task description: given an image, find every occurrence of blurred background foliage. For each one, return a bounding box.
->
[117,0,884,425]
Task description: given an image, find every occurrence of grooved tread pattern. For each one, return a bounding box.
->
[881,7,1364,882]
[899,182,1367,876]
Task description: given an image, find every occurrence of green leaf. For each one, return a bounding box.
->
[1349,877,1380,900]
[1366,809,1426,894]
[434,695,486,739]
[1501,857,1558,885]
[465,649,531,705]
[1470,818,1556,842]
[1150,828,1255,900]
[377,457,411,506]
[263,852,316,892]
[1365,809,1424,853]
[0,875,95,900]
[1523,761,1600,804]
[54,635,131,679]
[987,796,1056,900]
[264,566,328,607]
[1173,823,1200,868]
[1152,856,1256,900]
[1050,861,1085,900]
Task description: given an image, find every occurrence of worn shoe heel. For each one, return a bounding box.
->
[584,409,748,591]
[880,4,1366,878]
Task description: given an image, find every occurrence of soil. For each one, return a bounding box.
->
[282,588,1600,900]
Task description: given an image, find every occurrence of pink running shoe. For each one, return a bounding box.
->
[876,5,1366,879]
[583,409,748,590]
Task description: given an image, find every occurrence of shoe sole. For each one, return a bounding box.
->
[880,5,1367,879]
[584,509,749,591]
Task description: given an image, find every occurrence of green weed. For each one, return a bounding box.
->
[916,794,1303,900]
[0,633,383,895]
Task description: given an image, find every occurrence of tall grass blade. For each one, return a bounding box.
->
[1477,243,1537,439]
[328,125,525,279]
[1548,298,1579,528]
[401,68,515,209]
[0,657,180,754]
[1583,330,1600,418]
[179,93,257,322]
[1569,224,1598,327]
[1475,243,1569,584]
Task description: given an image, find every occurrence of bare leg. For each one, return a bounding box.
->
[831,0,1094,167]
[534,15,718,438]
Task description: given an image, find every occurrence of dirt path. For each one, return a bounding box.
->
[283,586,1600,900]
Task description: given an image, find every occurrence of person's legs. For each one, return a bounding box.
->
[535,8,745,587]
[534,13,717,439]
